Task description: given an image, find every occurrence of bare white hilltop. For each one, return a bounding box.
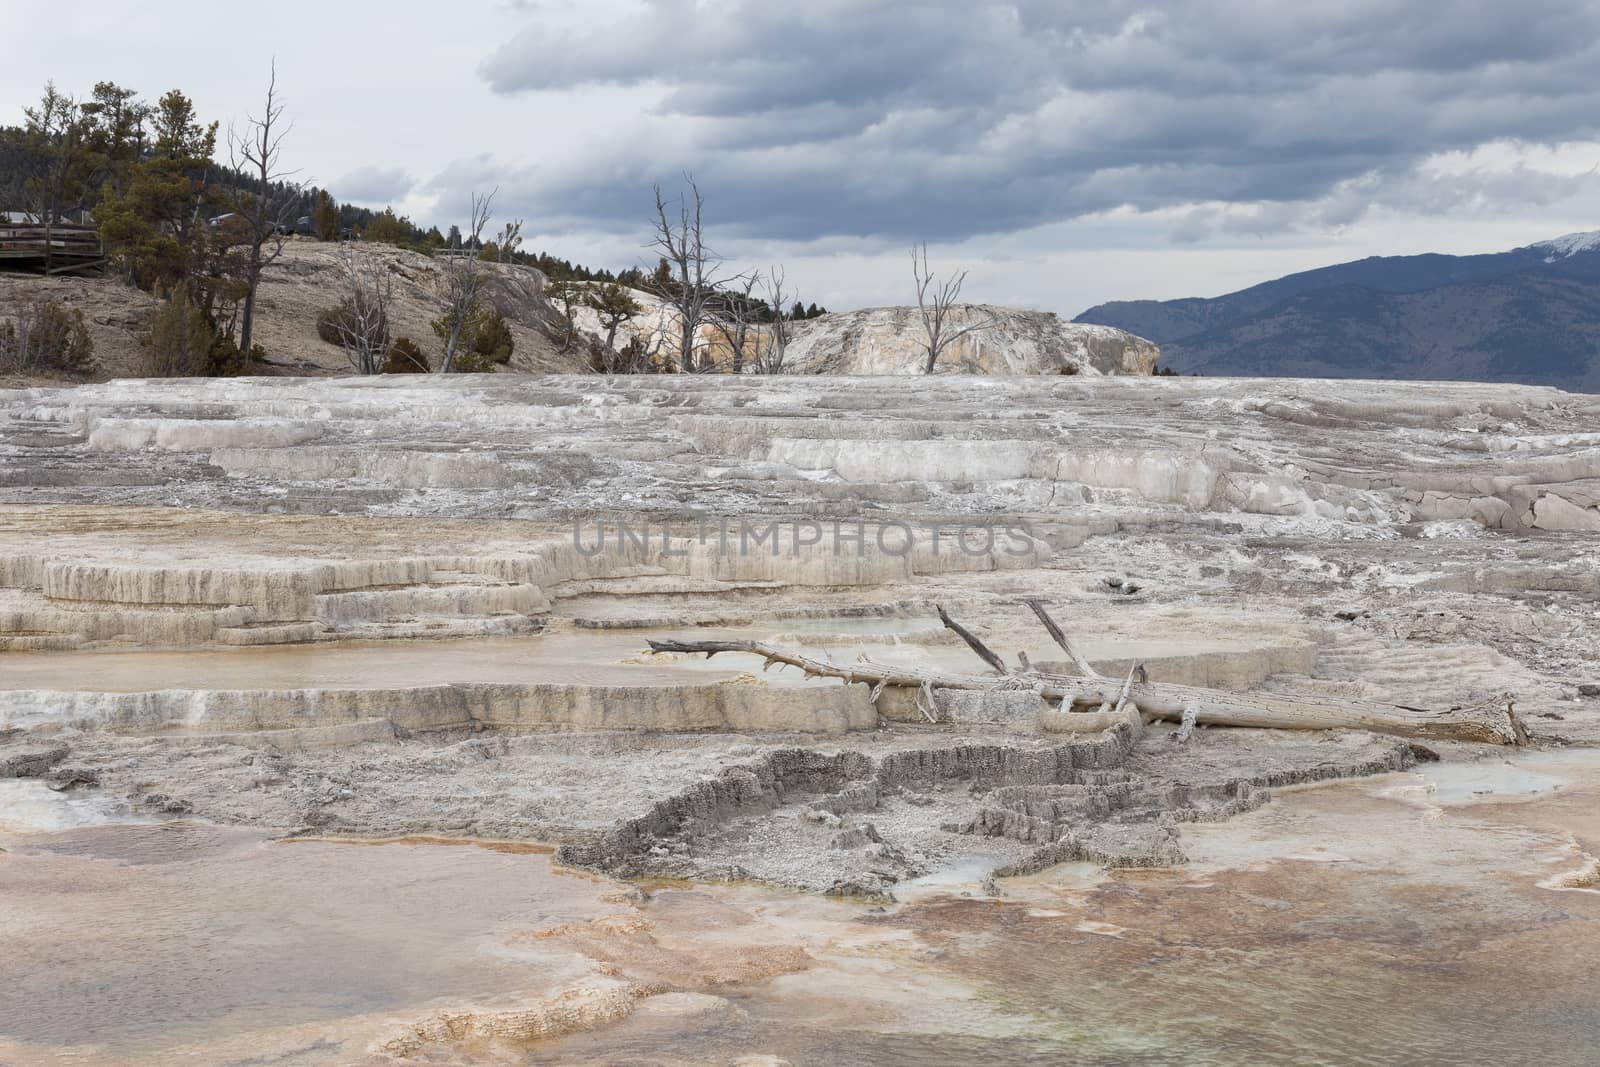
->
[783,305,1159,375]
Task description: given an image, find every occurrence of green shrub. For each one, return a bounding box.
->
[381,335,430,373]
[0,293,96,377]
[450,348,499,373]
[139,296,214,377]
[315,305,342,345]
[471,308,514,365]
[432,302,514,372]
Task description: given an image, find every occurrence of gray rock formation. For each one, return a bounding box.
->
[784,304,1159,375]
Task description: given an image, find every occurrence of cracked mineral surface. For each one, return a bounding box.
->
[1,374,1597,1064]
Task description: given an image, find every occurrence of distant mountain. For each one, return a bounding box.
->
[1074,232,1600,390]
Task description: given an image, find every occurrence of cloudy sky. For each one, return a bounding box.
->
[9,0,1600,315]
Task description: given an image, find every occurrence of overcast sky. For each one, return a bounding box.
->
[10,0,1600,315]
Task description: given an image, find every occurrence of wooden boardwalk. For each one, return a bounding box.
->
[0,222,106,275]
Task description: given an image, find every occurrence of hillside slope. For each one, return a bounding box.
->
[3,242,1159,381]
[0,238,581,380]
[1074,232,1600,389]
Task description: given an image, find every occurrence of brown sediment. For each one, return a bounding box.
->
[2,757,1598,1066]
[280,833,556,854]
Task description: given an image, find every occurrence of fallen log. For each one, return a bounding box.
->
[935,603,1008,674]
[645,638,1529,746]
[1020,598,1099,677]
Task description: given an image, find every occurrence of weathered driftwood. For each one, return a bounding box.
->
[935,603,1008,674]
[1020,598,1099,677]
[646,637,1529,746]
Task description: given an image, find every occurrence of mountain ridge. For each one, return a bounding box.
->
[1074,231,1600,390]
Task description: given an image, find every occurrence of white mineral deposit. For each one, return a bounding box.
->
[5,10,1600,1063]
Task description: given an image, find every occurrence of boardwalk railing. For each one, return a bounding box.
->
[0,222,106,275]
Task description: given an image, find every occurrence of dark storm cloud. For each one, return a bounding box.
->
[471,0,1600,241]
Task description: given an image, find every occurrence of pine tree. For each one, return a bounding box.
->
[20,83,95,270]
[97,89,217,294]
[313,189,339,241]
[80,81,148,201]
[363,207,414,246]
[588,282,644,354]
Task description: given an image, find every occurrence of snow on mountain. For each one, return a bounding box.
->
[1527,230,1600,261]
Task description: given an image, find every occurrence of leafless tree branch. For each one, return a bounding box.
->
[748,266,799,374]
[224,59,300,357]
[912,242,994,373]
[648,175,725,372]
[436,189,495,373]
[329,245,392,375]
[708,270,761,373]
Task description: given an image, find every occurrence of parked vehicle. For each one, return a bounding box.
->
[208,213,295,238]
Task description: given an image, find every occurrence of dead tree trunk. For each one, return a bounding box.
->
[645,637,1528,746]
[936,603,1009,674]
[437,190,495,373]
[1020,598,1099,677]
[650,177,723,373]
[226,61,296,358]
[911,243,994,373]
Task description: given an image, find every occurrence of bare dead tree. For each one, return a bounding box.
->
[492,218,524,261]
[911,242,993,373]
[435,190,495,373]
[630,305,673,373]
[649,176,724,372]
[748,266,798,374]
[225,61,299,358]
[330,245,392,375]
[708,270,760,373]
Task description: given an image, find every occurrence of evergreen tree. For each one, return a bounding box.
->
[80,81,148,201]
[97,89,217,295]
[149,89,210,158]
[313,189,339,241]
[588,282,644,353]
[362,207,414,246]
[650,256,674,294]
[19,83,97,270]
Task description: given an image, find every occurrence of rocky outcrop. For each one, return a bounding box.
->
[783,304,1159,376]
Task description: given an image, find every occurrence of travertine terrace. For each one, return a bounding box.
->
[1,373,1598,895]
